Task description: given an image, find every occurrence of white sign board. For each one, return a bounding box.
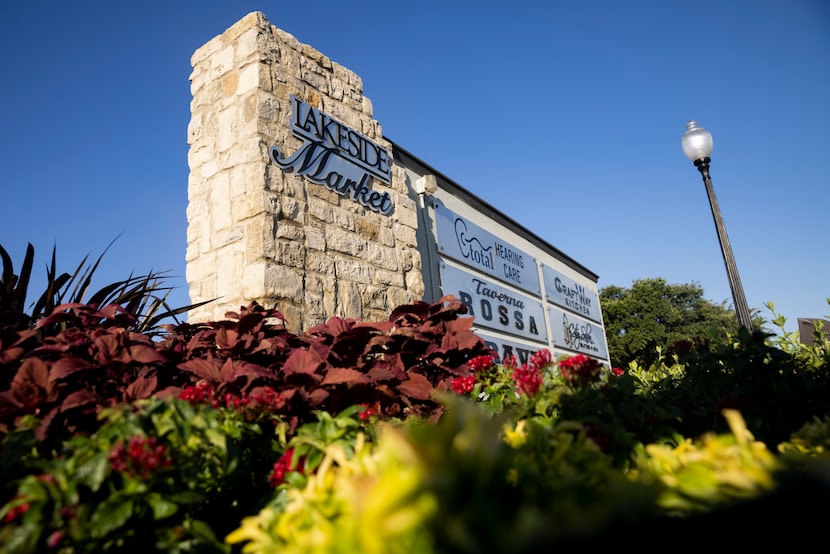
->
[548,306,609,359]
[542,264,602,323]
[434,203,540,295]
[439,261,546,343]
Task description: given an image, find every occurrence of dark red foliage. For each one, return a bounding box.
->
[0,303,178,442]
[0,295,492,445]
[160,296,491,423]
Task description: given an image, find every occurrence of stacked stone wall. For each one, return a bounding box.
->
[186,11,423,331]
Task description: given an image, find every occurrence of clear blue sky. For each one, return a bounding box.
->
[2,1,828,336]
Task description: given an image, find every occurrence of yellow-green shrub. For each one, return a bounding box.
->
[226,428,437,554]
[629,410,780,515]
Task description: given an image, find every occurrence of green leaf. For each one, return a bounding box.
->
[90,493,134,538]
[206,427,228,452]
[151,407,179,438]
[305,448,325,471]
[3,521,44,554]
[190,413,209,432]
[168,490,205,505]
[75,451,110,491]
[284,471,308,489]
[675,465,719,501]
[146,492,179,520]
[188,519,221,543]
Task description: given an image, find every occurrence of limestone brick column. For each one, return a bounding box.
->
[186,11,423,331]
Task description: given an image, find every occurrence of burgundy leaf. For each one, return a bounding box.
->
[128,343,168,364]
[326,327,382,367]
[365,334,399,355]
[456,331,487,351]
[416,319,443,336]
[396,372,434,400]
[49,357,93,380]
[368,355,407,381]
[444,316,475,334]
[0,328,37,364]
[43,328,91,352]
[0,345,26,365]
[307,341,332,364]
[283,348,323,376]
[231,361,276,381]
[154,385,183,399]
[426,296,468,321]
[186,329,219,352]
[97,304,136,326]
[366,364,399,382]
[36,407,59,441]
[60,389,99,411]
[178,358,223,381]
[279,387,300,404]
[307,387,329,406]
[92,332,128,364]
[252,335,293,356]
[441,330,481,352]
[400,336,435,358]
[322,367,370,386]
[389,301,432,325]
[14,357,51,390]
[215,328,242,351]
[0,391,24,418]
[236,312,265,335]
[34,302,92,328]
[126,374,158,400]
[305,316,357,339]
[218,358,237,382]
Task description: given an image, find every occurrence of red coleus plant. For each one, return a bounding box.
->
[0,303,175,443]
[163,295,492,424]
[0,294,492,446]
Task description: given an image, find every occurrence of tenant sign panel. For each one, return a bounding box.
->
[439,260,546,343]
[433,203,541,296]
[548,306,609,359]
[542,264,602,323]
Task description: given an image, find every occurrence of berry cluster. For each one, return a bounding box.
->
[529,349,554,370]
[109,436,172,479]
[268,448,306,488]
[359,403,377,421]
[2,495,30,523]
[451,375,476,395]
[178,383,285,414]
[466,354,495,373]
[511,364,543,396]
[558,354,603,387]
[178,382,218,407]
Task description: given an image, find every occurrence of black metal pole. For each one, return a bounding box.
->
[694,157,754,331]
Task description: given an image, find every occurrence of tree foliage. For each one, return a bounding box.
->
[599,278,745,367]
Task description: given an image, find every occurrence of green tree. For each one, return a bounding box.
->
[599,278,748,368]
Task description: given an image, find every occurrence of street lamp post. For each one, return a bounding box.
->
[681,120,754,331]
